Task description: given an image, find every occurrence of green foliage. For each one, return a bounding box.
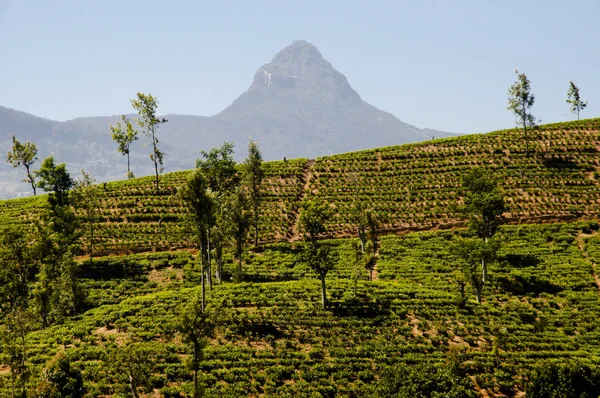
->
[526,361,600,398]
[451,237,500,304]
[178,293,217,398]
[461,167,505,241]
[196,142,239,193]
[131,92,167,193]
[566,81,587,120]
[368,362,478,398]
[6,135,38,195]
[244,139,264,247]
[298,199,338,307]
[110,341,166,397]
[35,351,85,398]
[72,170,101,259]
[110,115,139,178]
[507,69,536,156]
[36,156,73,209]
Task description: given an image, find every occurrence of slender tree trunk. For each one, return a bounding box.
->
[253,204,259,248]
[523,103,529,157]
[206,229,212,291]
[320,273,327,308]
[475,287,482,304]
[126,148,131,178]
[193,367,198,398]
[152,131,159,194]
[358,226,366,252]
[129,374,140,398]
[20,328,26,398]
[200,248,205,314]
[25,165,36,195]
[89,223,94,262]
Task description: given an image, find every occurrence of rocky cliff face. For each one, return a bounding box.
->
[0,40,455,198]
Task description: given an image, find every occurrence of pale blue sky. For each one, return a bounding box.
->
[0,0,598,134]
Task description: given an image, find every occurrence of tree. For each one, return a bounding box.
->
[131,93,167,194]
[196,142,240,284]
[451,237,499,304]
[0,226,34,313]
[525,361,600,398]
[461,167,505,282]
[72,170,101,261]
[6,135,38,195]
[35,157,79,253]
[566,81,587,120]
[243,140,264,248]
[36,156,73,209]
[179,170,216,312]
[0,307,34,398]
[298,200,338,308]
[35,350,85,398]
[110,115,139,179]
[367,361,478,398]
[111,341,164,398]
[507,69,536,156]
[178,293,217,398]
[223,187,251,282]
[196,142,239,193]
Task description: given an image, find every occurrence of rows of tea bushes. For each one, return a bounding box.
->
[3,221,600,396]
[0,158,309,255]
[309,118,600,236]
[1,120,599,254]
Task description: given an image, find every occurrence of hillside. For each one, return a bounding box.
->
[1,119,600,397]
[0,40,455,199]
[2,118,599,255]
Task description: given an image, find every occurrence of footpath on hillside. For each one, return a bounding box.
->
[289,159,315,242]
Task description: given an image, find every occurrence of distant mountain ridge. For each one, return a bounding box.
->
[0,40,456,198]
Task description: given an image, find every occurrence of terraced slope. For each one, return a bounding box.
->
[311,119,600,236]
[4,222,600,396]
[1,119,599,254]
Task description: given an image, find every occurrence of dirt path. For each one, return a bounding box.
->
[371,245,380,281]
[575,232,600,293]
[289,159,315,242]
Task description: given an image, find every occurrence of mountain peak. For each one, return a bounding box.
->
[247,40,361,102]
[271,40,323,64]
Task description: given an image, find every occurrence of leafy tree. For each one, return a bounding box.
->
[526,361,600,398]
[6,135,38,195]
[179,170,216,312]
[131,92,167,194]
[298,199,337,308]
[36,156,73,209]
[72,170,101,261]
[54,250,84,318]
[110,115,139,179]
[0,226,34,312]
[566,81,587,120]
[178,293,217,398]
[35,351,85,398]
[507,69,536,156]
[461,167,505,282]
[197,142,240,285]
[223,187,250,282]
[110,341,164,398]
[243,140,264,248]
[196,142,239,193]
[0,307,34,398]
[368,361,477,398]
[451,237,499,304]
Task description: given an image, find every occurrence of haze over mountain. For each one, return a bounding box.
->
[0,40,455,199]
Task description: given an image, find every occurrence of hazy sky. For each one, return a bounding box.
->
[0,0,598,134]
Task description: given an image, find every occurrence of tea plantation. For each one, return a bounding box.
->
[2,119,600,397]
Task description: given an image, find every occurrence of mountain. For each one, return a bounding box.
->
[0,40,455,199]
